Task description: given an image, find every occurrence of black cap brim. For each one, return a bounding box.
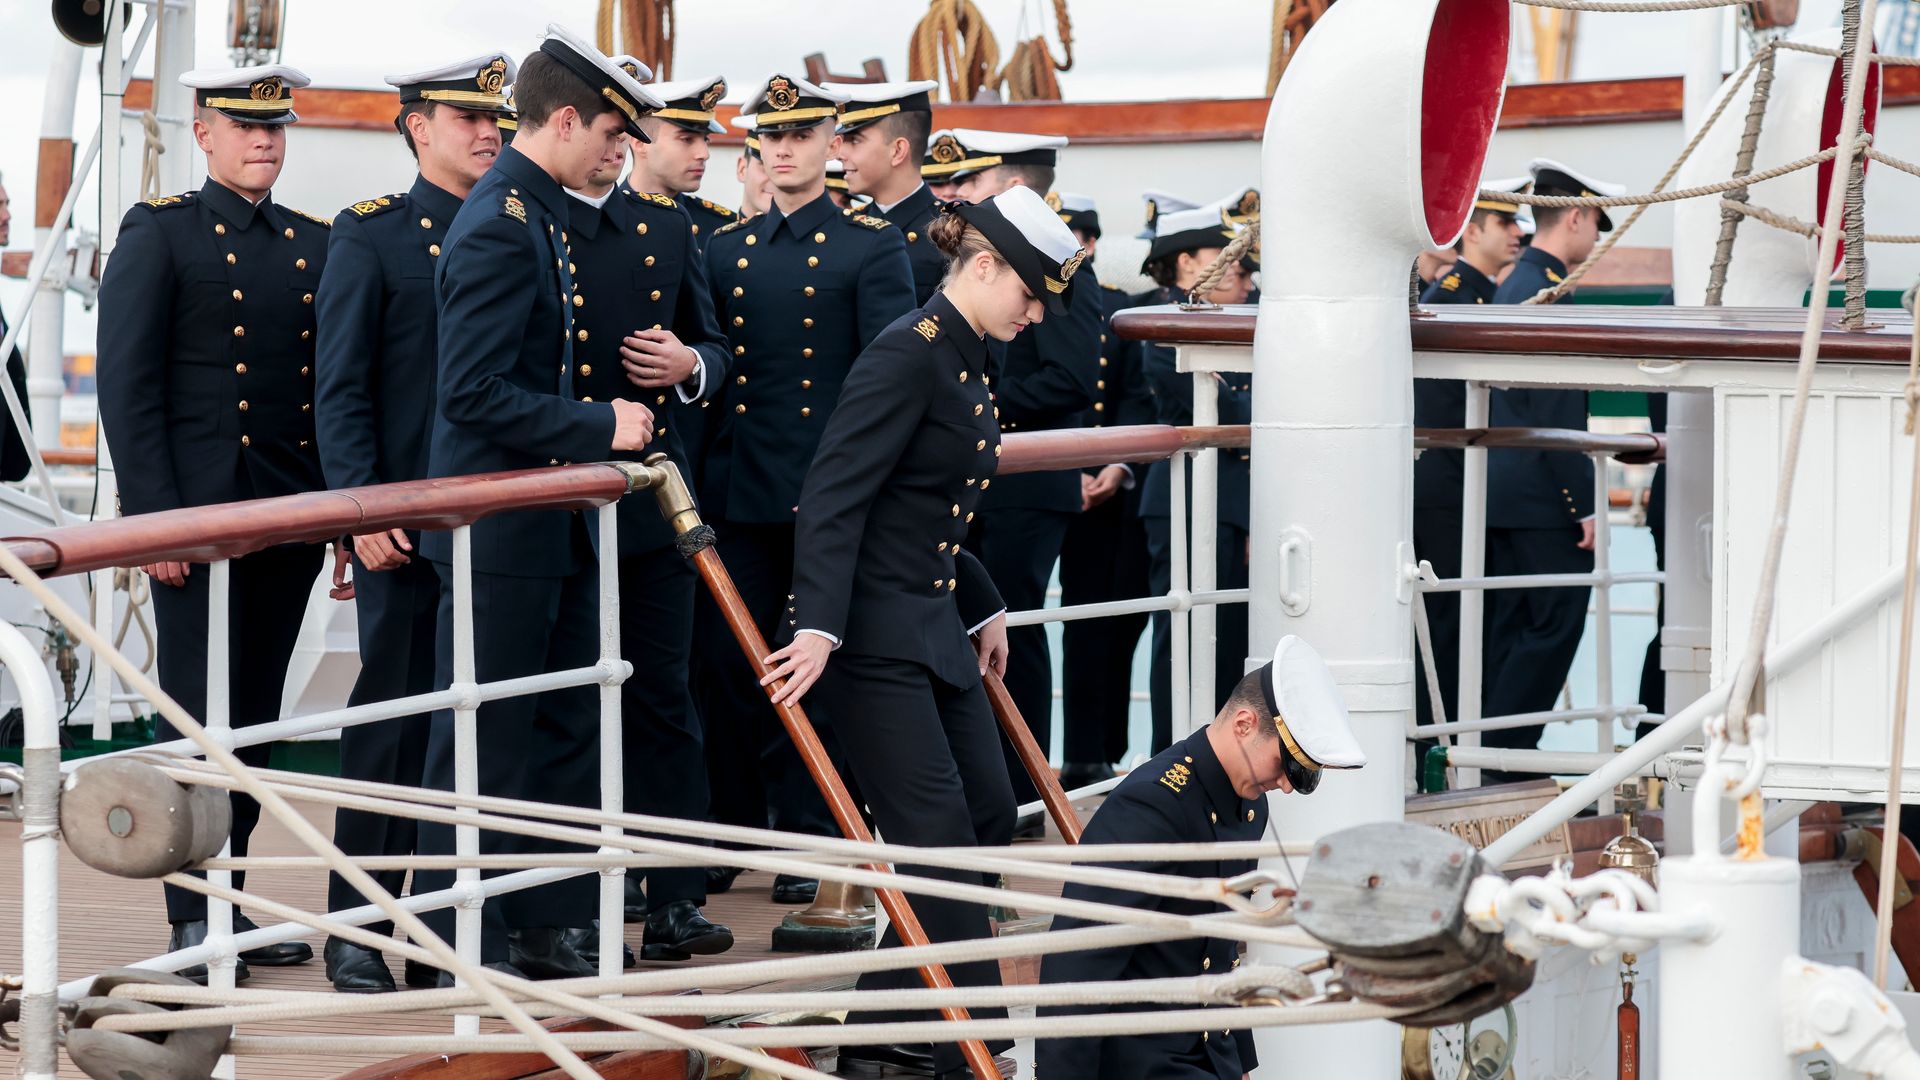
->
[537,39,651,143]
[953,200,1078,317]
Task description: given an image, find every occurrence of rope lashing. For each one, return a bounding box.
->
[1184,225,1259,308]
[1705,43,1777,306]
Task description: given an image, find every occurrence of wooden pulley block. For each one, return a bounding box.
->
[1294,822,1488,961]
[60,759,231,878]
[66,995,232,1080]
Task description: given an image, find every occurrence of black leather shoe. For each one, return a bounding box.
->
[167,921,250,985]
[323,936,395,993]
[507,927,597,980]
[771,874,817,905]
[431,960,524,989]
[562,923,636,969]
[837,1043,936,1076]
[233,912,315,966]
[1058,762,1114,792]
[623,876,648,923]
[403,959,439,989]
[642,900,734,961]
[706,864,744,894]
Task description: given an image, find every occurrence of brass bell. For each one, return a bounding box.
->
[1598,781,1659,887]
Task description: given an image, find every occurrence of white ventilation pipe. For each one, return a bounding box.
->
[1246,0,1509,1073]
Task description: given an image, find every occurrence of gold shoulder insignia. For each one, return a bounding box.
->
[1157,761,1192,794]
[849,213,890,231]
[348,195,404,218]
[714,217,752,236]
[502,195,527,224]
[633,190,677,209]
[140,193,191,210]
[1440,273,1460,292]
[912,317,940,342]
[698,197,734,217]
[1545,269,1564,284]
[287,207,333,228]
[1102,282,1122,292]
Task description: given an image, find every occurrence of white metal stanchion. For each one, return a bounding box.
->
[450,526,481,1036]
[596,505,624,984]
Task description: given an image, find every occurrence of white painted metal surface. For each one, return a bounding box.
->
[1659,854,1802,1080]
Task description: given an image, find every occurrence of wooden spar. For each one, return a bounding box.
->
[982,670,1083,844]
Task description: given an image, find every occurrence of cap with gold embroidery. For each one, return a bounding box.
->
[1047,191,1100,239]
[924,128,1068,182]
[923,128,957,180]
[648,75,728,134]
[738,73,847,132]
[952,185,1088,316]
[1473,174,1531,216]
[1137,189,1198,240]
[1527,157,1624,232]
[1142,188,1259,271]
[826,79,939,134]
[386,53,517,116]
[536,25,665,143]
[181,64,309,125]
[1258,636,1366,771]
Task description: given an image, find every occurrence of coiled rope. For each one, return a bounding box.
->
[595,0,675,78]
[909,0,1073,102]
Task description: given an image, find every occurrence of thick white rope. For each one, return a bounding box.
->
[1717,197,1920,244]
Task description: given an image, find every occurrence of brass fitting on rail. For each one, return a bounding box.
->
[614,455,717,556]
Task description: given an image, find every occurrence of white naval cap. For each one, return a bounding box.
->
[952,185,1089,316]
[535,25,665,142]
[1143,188,1260,269]
[926,128,1069,181]
[1527,157,1625,231]
[1260,636,1366,771]
[181,64,310,125]
[825,159,849,191]
[384,53,517,115]
[1046,191,1100,238]
[1474,174,1532,215]
[648,75,728,134]
[1138,189,1199,239]
[826,79,940,132]
[738,73,848,132]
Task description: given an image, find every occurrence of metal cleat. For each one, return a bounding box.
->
[60,759,231,878]
[65,994,231,1080]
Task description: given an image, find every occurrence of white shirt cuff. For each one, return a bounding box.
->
[796,628,841,649]
[966,608,1007,637]
[674,352,708,404]
[1115,463,1136,489]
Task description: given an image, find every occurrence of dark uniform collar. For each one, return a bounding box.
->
[199,177,271,230]
[408,174,465,230]
[491,144,567,219]
[1515,245,1567,279]
[877,182,935,224]
[1443,258,1497,302]
[926,291,986,374]
[759,189,840,242]
[565,188,611,240]
[1180,727,1259,826]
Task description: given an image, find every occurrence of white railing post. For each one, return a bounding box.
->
[1457,382,1491,787]
[1170,449,1191,740]
[1591,452,1617,816]
[205,558,235,1080]
[596,505,623,984]
[90,565,116,741]
[450,525,480,1036]
[1191,371,1221,733]
[10,622,61,1080]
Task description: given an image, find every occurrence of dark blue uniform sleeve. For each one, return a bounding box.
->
[790,333,932,642]
[1143,339,1253,427]
[953,546,1004,631]
[995,275,1101,426]
[97,208,184,514]
[1035,792,1184,1080]
[673,233,729,399]
[313,213,386,491]
[854,228,916,354]
[437,214,617,463]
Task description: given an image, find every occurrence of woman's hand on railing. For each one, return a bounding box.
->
[761,633,833,707]
[973,613,1009,678]
[608,399,656,452]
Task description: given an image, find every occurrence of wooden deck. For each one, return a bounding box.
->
[0,799,1069,1079]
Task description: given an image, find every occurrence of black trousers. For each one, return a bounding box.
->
[1144,518,1250,754]
[414,558,601,962]
[966,507,1074,803]
[152,542,324,923]
[694,520,835,838]
[814,652,1014,1073]
[326,552,438,932]
[1412,505,1463,781]
[1058,497,1150,767]
[1481,525,1593,775]
[617,547,708,911]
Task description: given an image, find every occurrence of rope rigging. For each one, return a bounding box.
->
[595,0,675,79]
[908,0,1074,102]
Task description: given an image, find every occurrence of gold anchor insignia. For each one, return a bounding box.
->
[1044,191,1063,212]
[929,133,962,164]
[249,76,284,101]
[913,318,939,341]
[1059,248,1088,282]
[1158,762,1191,794]
[503,195,526,223]
[619,60,642,79]
[1235,189,1261,221]
[478,58,508,94]
[700,81,726,112]
[765,76,800,111]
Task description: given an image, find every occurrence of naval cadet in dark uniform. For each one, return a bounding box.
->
[97,64,332,981]
[1411,177,1525,746]
[1137,191,1259,752]
[923,128,965,203]
[762,185,1090,1080]
[552,74,736,963]
[408,27,662,983]
[699,73,916,906]
[1481,158,1618,780]
[0,177,33,483]
[313,52,515,994]
[830,80,945,304]
[1037,635,1367,1080]
[1054,192,1156,788]
[946,128,1103,811]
